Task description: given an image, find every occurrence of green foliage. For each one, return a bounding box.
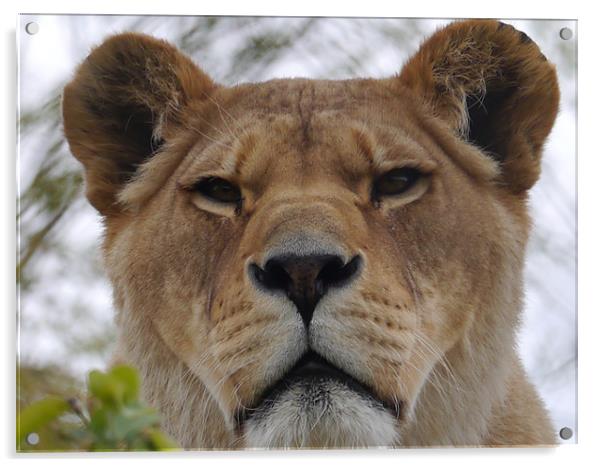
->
[17,366,179,452]
[17,397,71,445]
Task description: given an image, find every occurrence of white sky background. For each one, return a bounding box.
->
[17,15,577,444]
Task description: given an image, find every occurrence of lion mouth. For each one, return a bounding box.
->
[235,350,402,427]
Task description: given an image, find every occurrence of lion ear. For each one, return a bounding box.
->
[398,20,560,192]
[62,33,216,216]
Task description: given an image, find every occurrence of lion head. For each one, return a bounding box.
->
[63,20,559,448]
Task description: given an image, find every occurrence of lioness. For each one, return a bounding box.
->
[62,19,560,448]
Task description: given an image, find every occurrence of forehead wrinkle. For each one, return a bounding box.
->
[233,131,258,177]
[350,124,375,170]
[370,125,438,170]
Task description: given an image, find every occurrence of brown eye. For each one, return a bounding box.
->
[373,167,422,198]
[195,177,242,204]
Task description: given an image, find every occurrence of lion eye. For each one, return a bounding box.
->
[195,177,242,204]
[373,167,422,198]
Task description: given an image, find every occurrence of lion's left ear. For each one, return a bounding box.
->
[398,20,560,192]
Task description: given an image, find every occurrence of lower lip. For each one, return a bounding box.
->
[288,360,344,379]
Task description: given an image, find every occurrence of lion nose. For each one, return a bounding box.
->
[250,254,362,327]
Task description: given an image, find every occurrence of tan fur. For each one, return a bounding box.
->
[63,20,559,448]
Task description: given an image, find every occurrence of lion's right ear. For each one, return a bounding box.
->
[63,33,216,216]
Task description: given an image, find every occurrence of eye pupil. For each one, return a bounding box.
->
[195,177,241,204]
[374,168,421,197]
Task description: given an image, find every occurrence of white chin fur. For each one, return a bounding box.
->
[242,379,399,449]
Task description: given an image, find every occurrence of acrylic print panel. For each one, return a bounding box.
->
[17,15,577,451]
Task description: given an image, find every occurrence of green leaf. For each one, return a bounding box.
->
[88,406,109,440]
[85,367,173,450]
[17,396,70,445]
[88,370,123,407]
[146,428,180,451]
[108,366,140,403]
[111,405,161,440]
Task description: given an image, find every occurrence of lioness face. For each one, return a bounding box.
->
[63,20,559,448]
[113,82,515,448]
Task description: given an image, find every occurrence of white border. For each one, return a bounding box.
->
[3,1,600,467]
[6,0,581,18]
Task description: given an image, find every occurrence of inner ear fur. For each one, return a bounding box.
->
[398,20,560,192]
[62,33,216,215]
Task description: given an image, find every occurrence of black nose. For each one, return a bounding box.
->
[250,254,362,327]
